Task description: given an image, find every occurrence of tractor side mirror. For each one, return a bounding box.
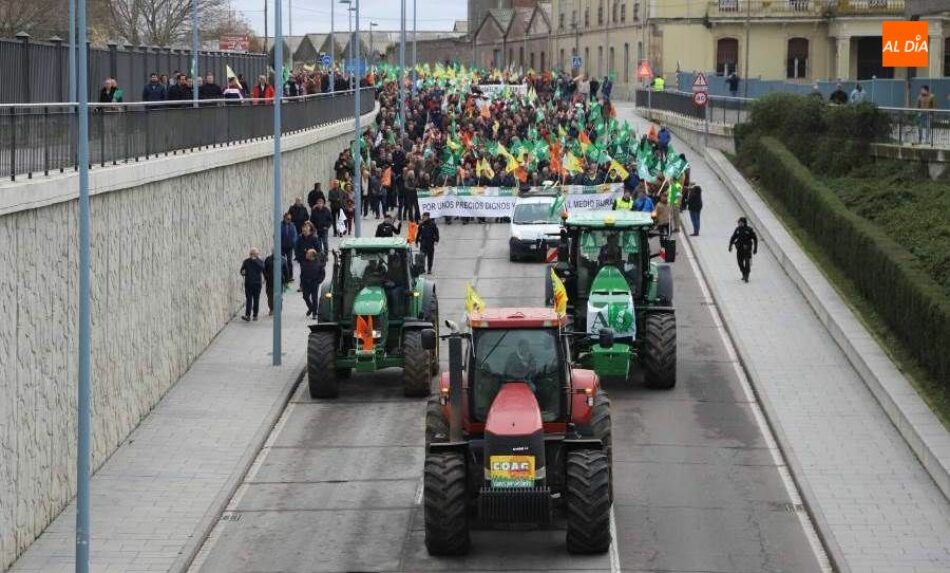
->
[420,328,437,350]
[598,328,614,349]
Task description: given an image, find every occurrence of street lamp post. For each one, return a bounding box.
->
[330,0,335,92]
[353,0,362,237]
[340,0,354,90]
[272,0,284,366]
[399,0,406,136]
[191,0,199,108]
[370,22,378,70]
[412,0,417,96]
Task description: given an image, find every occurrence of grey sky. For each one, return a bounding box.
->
[232,0,468,36]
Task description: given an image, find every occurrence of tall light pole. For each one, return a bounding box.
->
[412,0,417,96]
[743,0,750,97]
[68,0,76,101]
[353,0,362,237]
[328,0,335,92]
[192,0,199,108]
[349,6,356,89]
[370,22,378,70]
[399,0,406,135]
[340,0,353,90]
[75,0,92,564]
[272,0,284,366]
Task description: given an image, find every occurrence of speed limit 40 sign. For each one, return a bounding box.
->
[693,91,708,107]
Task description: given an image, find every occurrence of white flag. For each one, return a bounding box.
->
[336,208,347,235]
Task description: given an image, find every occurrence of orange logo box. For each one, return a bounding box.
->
[882,21,929,68]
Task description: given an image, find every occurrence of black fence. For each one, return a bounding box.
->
[0,35,268,104]
[1,89,376,181]
[635,89,751,125]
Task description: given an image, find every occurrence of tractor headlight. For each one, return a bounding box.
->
[372,330,382,339]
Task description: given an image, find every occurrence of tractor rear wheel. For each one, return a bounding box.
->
[642,313,677,389]
[425,396,448,446]
[565,449,612,554]
[424,451,470,556]
[403,330,432,397]
[308,331,339,399]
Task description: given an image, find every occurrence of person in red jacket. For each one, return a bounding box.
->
[251,75,275,103]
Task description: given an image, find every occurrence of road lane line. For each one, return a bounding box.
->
[679,231,832,572]
[609,509,622,573]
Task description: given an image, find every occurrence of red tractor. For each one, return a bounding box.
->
[420,308,614,555]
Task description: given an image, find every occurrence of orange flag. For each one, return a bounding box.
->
[578,131,591,146]
[647,125,658,142]
[356,315,375,351]
[549,142,562,175]
[381,166,392,187]
[406,222,419,244]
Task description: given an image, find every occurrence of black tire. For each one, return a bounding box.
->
[424,290,440,376]
[403,329,432,397]
[642,313,677,389]
[308,331,339,399]
[565,449,612,554]
[425,396,448,447]
[424,451,470,556]
[590,391,612,463]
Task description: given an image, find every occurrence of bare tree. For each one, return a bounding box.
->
[105,0,230,47]
[0,0,62,38]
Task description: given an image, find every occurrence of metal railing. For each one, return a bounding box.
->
[879,107,950,148]
[0,88,375,181]
[708,0,904,18]
[635,89,752,125]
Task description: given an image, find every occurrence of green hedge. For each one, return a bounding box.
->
[754,136,950,387]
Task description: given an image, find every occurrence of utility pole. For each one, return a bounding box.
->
[330,0,335,92]
[192,0,199,108]
[744,0,750,97]
[353,0,363,237]
[369,22,377,69]
[264,0,268,54]
[272,0,284,366]
[75,0,91,564]
[68,0,76,102]
[399,0,406,136]
[412,0,417,96]
[348,5,354,90]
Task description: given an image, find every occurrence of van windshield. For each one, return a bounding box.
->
[513,203,560,225]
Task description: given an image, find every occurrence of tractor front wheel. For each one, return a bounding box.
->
[403,330,432,397]
[565,449,612,554]
[308,331,339,399]
[425,396,448,447]
[424,451,470,556]
[642,313,677,389]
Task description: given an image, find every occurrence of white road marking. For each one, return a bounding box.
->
[679,233,832,572]
[414,475,424,505]
[609,508,622,573]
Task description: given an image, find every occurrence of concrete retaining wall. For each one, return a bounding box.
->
[638,107,736,155]
[0,106,377,570]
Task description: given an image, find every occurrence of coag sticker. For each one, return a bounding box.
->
[490,455,535,488]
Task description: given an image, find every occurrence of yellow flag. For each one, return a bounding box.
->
[477,157,495,179]
[563,151,584,175]
[465,283,485,314]
[551,269,568,317]
[609,159,630,182]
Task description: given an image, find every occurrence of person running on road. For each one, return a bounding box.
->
[240,248,265,321]
[416,212,440,274]
[728,217,759,283]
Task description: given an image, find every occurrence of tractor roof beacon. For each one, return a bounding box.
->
[547,210,678,389]
[308,237,439,399]
[422,308,614,555]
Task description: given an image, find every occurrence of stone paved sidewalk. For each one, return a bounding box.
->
[10,280,310,572]
[619,105,950,573]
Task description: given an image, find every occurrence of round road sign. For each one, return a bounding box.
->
[693,91,708,107]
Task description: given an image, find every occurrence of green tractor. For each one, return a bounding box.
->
[309,237,439,399]
[546,210,677,389]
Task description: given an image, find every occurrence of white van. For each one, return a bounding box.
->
[508,195,563,262]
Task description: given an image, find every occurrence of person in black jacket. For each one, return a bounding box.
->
[300,249,327,319]
[240,248,265,321]
[263,252,291,316]
[307,183,325,210]
[288,197,309,234]
[142,73,166,102]
[375,215,401,237]
[198,73,223,100]
[416,212,440,274]
[296,221,321,266]
[728,217,759,283]
[281,213,299,280]
[309,198,333,252]
[683,184,703,236]
[167,74,193,103]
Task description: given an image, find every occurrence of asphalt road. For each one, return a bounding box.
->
[189,219,828,573]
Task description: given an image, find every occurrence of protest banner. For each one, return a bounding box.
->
[417,184,623,218]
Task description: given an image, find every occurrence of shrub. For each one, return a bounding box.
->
[752,137,950,386]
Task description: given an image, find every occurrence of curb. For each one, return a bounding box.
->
[679,229,851,573]
[169,357,306,573]
[702,147,950,505]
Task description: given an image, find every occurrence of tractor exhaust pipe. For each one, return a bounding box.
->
[447,328,464,443]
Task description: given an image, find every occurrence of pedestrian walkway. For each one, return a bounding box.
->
[10,280,310,572]
[619,104,950,572]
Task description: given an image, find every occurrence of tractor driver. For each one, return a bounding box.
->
[598,232,623,267]
[503,338,560,421]
[362,258,387,286]
[383,253,407,315]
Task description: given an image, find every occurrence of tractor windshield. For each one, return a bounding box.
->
[471,328,561,422]
[577,229,642,297]
[342,249,410,316]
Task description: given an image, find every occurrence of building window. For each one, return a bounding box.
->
[598,46,603,76]
[624,43,630,82]
[633,2,640,21]
[585,47,590,72]
[637,41,643,61]
[609,46,615,76]
[571,10,576,27]
[716,37,739,76]
[585,8,589,28]
[719,0,739,11]
[530,52,535,70]
[509,48,513,66]
[561,48,566,70]
[598,1,603,25]
[519,46,524,66]
[621,3,626,22]
[612,2,618,23]
[559,13,565,30]
[787,37,809,79]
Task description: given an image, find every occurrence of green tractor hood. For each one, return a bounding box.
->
[352,286,387,316]
[586,266,636,379]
